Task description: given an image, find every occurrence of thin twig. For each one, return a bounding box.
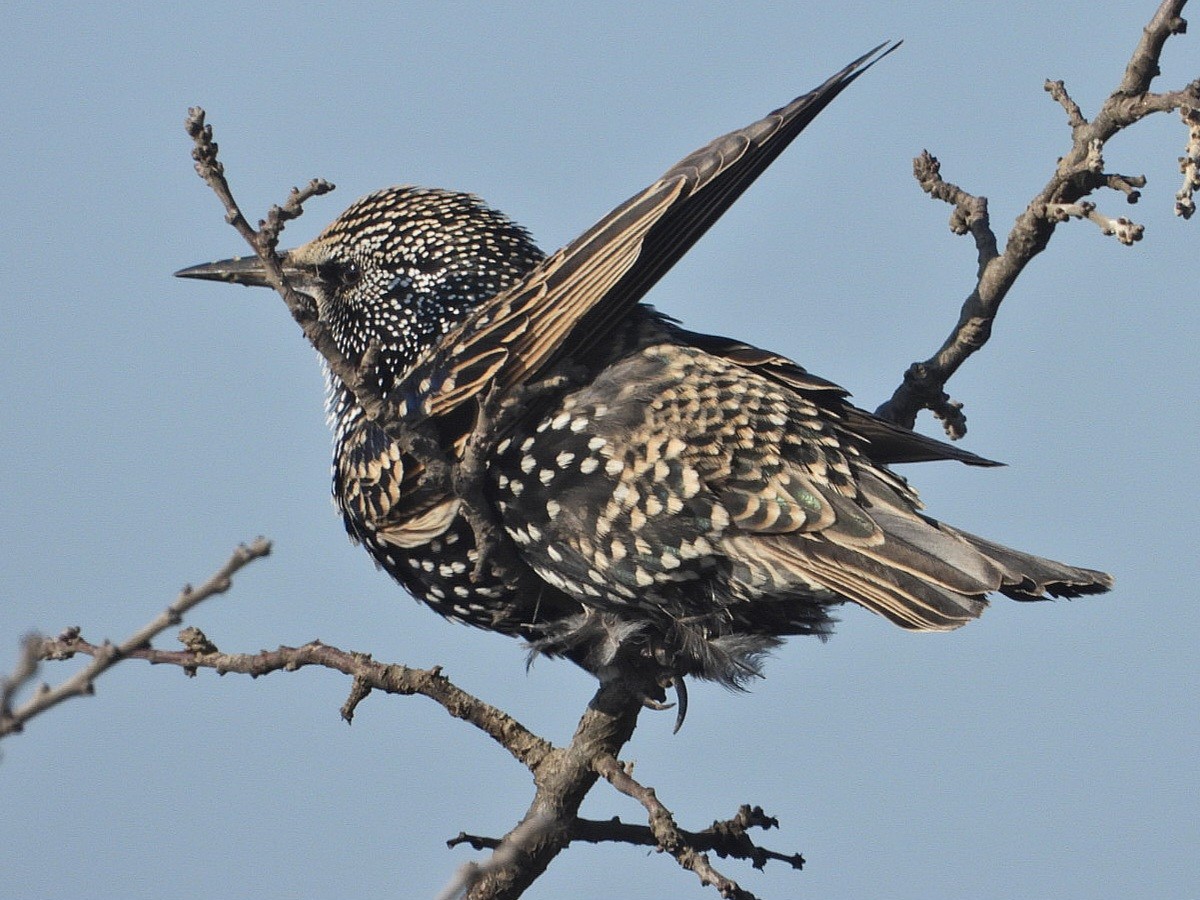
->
[0,539,272,738]
[0,635,42,726]
[28,632,552,770]
[1043,201,1146,243]
[1045,79,1089,130]
[184,110,366,414]
[595,754,758,900]
[570,806,803,872]
[449,805,804,872]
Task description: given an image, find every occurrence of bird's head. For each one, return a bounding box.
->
[177,186,544,395]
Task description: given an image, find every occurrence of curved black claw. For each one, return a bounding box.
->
[671,676,689,734]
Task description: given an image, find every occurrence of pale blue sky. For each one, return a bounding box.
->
[2,3,1196,899]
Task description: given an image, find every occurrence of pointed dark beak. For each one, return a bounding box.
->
[174,253,289,288]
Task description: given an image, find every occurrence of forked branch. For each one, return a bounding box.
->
[875,0,1198,436]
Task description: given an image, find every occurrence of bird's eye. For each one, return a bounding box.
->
[341,260,362,286]
[317,259,363,289]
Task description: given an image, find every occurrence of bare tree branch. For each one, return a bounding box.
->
[0,539,271,739]
[0,635,41,729]
[28,631,552,769]
[450,806,803,874]
[184,111,349,399]
[595,755,760,899]
[875,0,1198,435]
[573,806,803,872]
[20,618,798,898]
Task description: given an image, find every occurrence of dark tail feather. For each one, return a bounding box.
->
[940,524,1114,600]
[727,512,1112,634]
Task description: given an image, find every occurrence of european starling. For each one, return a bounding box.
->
[178,44,1111,704]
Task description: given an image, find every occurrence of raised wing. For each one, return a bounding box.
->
[399,42,901,421]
